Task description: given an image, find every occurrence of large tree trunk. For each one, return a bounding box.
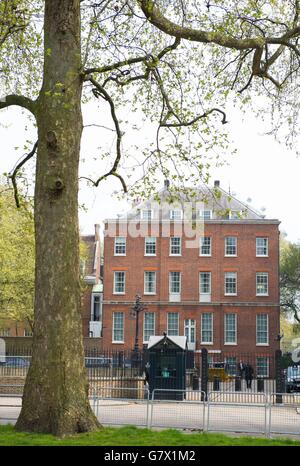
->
[15,0,100,435]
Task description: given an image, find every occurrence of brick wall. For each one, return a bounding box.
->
[102,221,280,353]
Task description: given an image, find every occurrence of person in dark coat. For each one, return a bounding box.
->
[238,361,245,379]
[244,364,254,389]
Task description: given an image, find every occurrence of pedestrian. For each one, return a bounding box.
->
[238,360,245,379]
[244,364,254,389]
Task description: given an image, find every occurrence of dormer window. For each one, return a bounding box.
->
[170,209,183,220]
[141,209,153,221]
[199,209,212,220]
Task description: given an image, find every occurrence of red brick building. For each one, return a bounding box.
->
[102,181,280,375]
[80,224,103,339]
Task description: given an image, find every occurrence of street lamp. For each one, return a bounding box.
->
[130,294,147,353]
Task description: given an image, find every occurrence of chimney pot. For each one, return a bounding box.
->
[214,180,220,187]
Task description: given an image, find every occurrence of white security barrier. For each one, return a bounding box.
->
[91,386,150,427]
[207,391,268,435]
[269,393,300,436]
[150,389,206,431]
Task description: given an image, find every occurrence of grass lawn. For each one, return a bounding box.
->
[0,425,299,446]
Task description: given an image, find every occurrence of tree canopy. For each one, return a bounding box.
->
[281,240,300,323]
[0,184,34,330]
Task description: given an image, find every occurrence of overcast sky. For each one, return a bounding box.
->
[0,101,299,243]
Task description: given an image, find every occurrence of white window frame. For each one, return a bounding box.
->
[184,319,196,344]
[256,356,270,378]
[169,271,181,295]
[199,272,211,295]
[144,236,156,256]
[112,312,124,343]
[201,313,213,344]
[141,209,153,221]
[256,272,269,296]
[143,312,155,343]
[225,236,237,256]
[114,237,126,256]
[200,236,212,256]
[113,271,126,294]
[256,237,269,257]
[167,312,179,336]
[224,272,237,296]
[144,271,156,295]
[170,237,182,256]
[169,209,183,221]
[224,314,237,345]
[199,209,212,220]
[256,314,269,346]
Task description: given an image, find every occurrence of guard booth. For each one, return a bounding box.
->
[146,333,187,400]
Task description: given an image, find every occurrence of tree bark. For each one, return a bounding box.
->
[15,0,100,435]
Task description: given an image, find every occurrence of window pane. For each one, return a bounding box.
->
[114,271,125,293]
[200,236,211,255]
[114,237,126,255]
[225,357,237,376]
[225,314,237,343]
[184,319,196,343]
[201,313,213,343]
[257,357,269,378]
[225,272,237,295]
[167,313,179,336]
[144,271,156,294]
[170,209,182,220]
[145,237,156,255]
[170,237,181,255]
[256,314,268,344]
[113,312,124,342]
[144,313,155,342]
[225,237,237,255]
[169,272,181,294]
[256,273,268,295]
[256,237,268,256]
[199,210,212,220]
[141,210,152,220]
[200,272,211,294]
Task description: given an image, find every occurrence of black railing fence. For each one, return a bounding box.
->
[0,346,290,396]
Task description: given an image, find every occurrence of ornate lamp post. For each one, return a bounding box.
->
[131,294,147,353]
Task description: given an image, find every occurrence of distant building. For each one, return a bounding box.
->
[102,180,281,373]
[80,224,103,339]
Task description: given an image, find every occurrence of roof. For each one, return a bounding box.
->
[147,335,187,350]
[105,183,278,223]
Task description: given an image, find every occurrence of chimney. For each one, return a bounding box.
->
[164,179,170,189]
[94,224,100,241]
[214,180,220,188]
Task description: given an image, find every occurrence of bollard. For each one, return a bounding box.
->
[235,377,241,392]
[213,377,220,391]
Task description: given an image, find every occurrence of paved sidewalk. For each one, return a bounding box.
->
[1,396,300,438]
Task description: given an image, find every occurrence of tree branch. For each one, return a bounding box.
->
[8,141,38,208]
[85,78,127,192]
[138,0,267,50]
[0,94,36,115]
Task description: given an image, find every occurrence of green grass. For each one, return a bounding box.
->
[0,425,299,446]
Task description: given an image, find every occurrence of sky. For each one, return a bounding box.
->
[0,100,299,243]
